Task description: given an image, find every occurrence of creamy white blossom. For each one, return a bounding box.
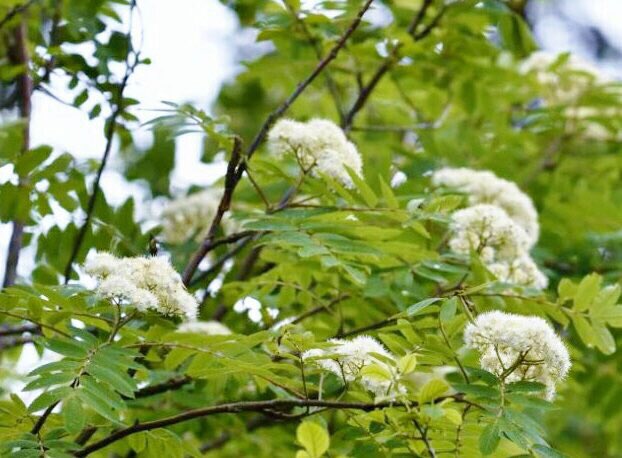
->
[565,106,622,142]
[464,311,571,399]
[84,252,198,320]
[160,189,237,245]
[519,50,607,104]
[267,118,363,187]
[448,204,530,263]
[488,255,549,290]
[432,167,539,246]
[303,336,401,397]
[178,320,231,335]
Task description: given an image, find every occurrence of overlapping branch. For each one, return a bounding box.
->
[181,0,376,285]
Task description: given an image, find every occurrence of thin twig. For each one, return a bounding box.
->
[62,7,139,283]
[284,0,345,123]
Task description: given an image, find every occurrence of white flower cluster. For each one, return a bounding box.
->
[160,189,237,245]
[520,51,621,141]
[303,336,401,397]
[448,204,530,262]
[267,118,363,187]
[519,50,606,104]
[84,252,198,320]
[565,106,622,142]
[433,168,547,289]
[432,167,539,245]
[464,311,571,399]
[178,320,231,335]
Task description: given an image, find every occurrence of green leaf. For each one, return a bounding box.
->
[418,379,449,404]
[129,432,147,453]
[574,273,602,311]
[572,315,595,348]
[296,421,330,458]
[43,339,89,359]
[479,422,501,455]
[397,353,417,375]
[404,297,441,317]
[87,362,137,398]
[62,396,85,434]
[28,387,72,412]
[360,363,392,382]
[439,297,457,323]
[347,168,378,208]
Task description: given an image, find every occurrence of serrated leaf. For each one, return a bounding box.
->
[28,387,72,412]
[43,339,89,359]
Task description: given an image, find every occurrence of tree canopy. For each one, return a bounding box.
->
[0,0,621,457]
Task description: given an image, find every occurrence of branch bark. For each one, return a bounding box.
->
[3,19,32,288]
[74,395,465,456]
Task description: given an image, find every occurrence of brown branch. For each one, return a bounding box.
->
[190,236,255,287]
[284,0,345,124]
[342,2,447,132]
[74,395,467,456]
[182,0,374,285]
[0,322,39,336]
[3,19,32,288]
[342,50,399,132]
[131,375,192,399]
[182,137,243,285]
[0,0,37,30]
[406,0,433,36]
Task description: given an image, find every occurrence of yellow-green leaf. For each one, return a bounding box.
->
[297,421,330,458]
[397,353,417,375]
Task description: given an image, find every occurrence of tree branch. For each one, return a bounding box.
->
[3,19,32,288]
[74,395,466,456]
[182,0,374,285]
[0,0,37,30]
[342,1,447,132]
[182,137,243,285]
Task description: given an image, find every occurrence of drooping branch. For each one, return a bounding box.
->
[3,19,32,288]
[181,0,375,285]
[74,395,467,456]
